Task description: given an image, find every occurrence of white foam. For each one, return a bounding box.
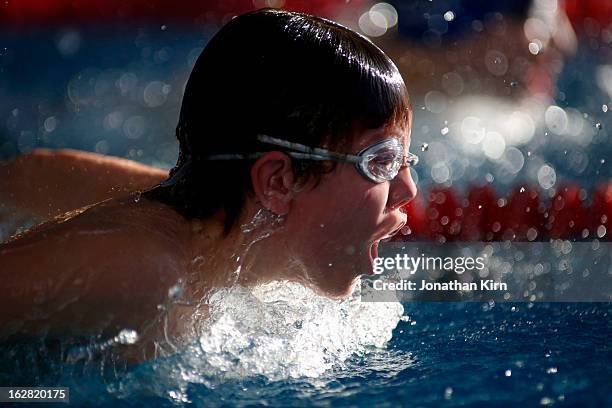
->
[180,280,404,380]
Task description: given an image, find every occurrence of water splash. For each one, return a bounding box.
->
[66,328,139,363]
[240,207,285,234]
[224,207,286,284]
[177,281,404,380]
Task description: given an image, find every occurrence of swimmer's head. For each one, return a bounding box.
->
[148,8,411,232]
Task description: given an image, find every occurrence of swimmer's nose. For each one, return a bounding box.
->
[387,166,417,211]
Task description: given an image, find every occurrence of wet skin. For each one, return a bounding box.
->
[0,122,417,359]
[0,148,167,221]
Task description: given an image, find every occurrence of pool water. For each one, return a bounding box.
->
[2,288,610,407]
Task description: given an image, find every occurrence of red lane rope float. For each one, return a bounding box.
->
[547,184,588,240]
[398,182,611,242]
[590,183,612,237]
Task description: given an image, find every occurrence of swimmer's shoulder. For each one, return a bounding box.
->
[0,193,192,287]
[0,149,169,219]
[0,194,192,337]
[4,192,187,245]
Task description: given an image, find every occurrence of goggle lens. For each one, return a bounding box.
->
[360,140,404,182]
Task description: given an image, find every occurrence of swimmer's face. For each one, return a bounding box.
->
[285,121,417,298]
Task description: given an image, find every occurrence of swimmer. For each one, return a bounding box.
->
[0,9,417,359]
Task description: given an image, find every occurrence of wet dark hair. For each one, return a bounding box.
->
[145,8,411,232]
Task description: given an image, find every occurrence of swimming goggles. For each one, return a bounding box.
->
[206,134,419,184]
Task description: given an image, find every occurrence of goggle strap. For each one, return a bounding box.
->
[256,134,360,163]
[204,135,417,171]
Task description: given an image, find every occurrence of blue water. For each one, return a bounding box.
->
[3,302,610,407]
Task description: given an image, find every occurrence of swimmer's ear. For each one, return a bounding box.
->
[250,151,295,215]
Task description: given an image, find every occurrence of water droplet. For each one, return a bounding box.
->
[441,126,449,135]
[601,159,606,164]
[546,367,558,374]
[603,104,609,113]
[161,24,167,31]
[528,41,540,55]
[527,228,538,241]
[597,225,606,238]
[420,143,429,151]
[537,164,556,190]
[168,282,182,300]
[94,140,109,154]
[505,369,512,377]
[510,80,519,87]
[43,116,57,132]
[540,397,554,406]
[116,329,139,345]
[443,11,455,22]
[595,122,602,130]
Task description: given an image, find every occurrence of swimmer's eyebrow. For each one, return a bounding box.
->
[387,132,411,147]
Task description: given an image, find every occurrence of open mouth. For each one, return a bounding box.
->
[366,221,407,275]
[381,221,407,243]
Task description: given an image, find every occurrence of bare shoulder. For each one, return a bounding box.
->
[0,195,191,338]
[3,148,168,180]
[0,149,169,219]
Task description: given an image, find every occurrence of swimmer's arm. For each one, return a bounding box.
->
[0,149,169,220]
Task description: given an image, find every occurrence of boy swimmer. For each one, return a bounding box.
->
[0,9,417,359]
